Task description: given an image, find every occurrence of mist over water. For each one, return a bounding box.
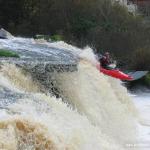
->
[0,38,139,149]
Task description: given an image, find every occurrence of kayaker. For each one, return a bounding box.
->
[99,52,113,69]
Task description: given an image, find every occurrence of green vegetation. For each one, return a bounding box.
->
[51,35,63,41]
[144,74,150,87]
[130,48,150,70]
[1,0,150,69]
[128,73,150,89]
[35,34,63,42]
[0,49,19,58]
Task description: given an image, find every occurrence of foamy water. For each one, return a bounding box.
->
[0,64,122,150]
[0,38,139,149]
[133,93,150,145]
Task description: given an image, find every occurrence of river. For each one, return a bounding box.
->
[0,37,149,150]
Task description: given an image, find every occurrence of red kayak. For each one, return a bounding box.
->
[96,65,133,81]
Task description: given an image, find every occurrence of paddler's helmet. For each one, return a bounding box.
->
[104,52,110,56]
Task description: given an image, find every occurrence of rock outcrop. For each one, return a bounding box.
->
[0,28,14,39]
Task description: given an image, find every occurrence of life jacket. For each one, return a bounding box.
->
[100,56,111,67]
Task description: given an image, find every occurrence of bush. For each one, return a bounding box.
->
[51,35,63,41]
[0,49,20,58]
[144,73,150,86]
[35,34,63,42]
[130,47,150,70]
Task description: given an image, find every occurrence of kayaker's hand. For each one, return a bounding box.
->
[108,63,116,69]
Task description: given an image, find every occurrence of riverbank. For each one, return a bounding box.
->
[1,0,150,71]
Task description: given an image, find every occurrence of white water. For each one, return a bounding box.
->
[0,38,140,149]
[132,92,150,149]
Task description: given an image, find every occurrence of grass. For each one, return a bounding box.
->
[35,34,63,42]
[0,49,20,58]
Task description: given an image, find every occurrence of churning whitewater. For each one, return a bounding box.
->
[0,38,138,149]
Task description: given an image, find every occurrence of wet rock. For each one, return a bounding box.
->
[0,28,14,39]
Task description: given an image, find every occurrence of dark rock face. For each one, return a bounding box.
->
[0,28,14,39]
[0,58,77,96]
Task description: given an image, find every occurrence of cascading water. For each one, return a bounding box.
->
[0,38,138,149]
[55,60,138,143]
